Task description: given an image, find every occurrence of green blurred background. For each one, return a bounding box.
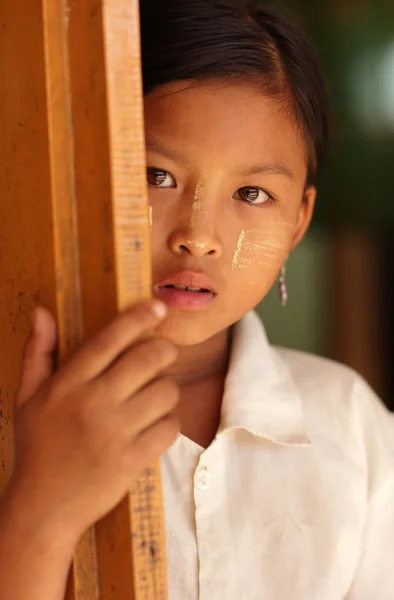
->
[256,0,394,408]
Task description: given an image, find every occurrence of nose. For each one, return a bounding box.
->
[168,199,222,258]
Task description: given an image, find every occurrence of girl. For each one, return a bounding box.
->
[1,1,393,598]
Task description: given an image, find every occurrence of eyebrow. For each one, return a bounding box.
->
[145,137,295,181]
[146,138,191,166]
[239,163,295,181]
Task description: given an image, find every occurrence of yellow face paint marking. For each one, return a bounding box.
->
[232,225,292,272]
[188,180,210,248]
[232,230,249,271]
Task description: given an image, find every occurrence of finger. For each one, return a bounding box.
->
[91,337,178,404]
[131,414,180,469]
[16,306,58,407]
[119,377,180,437]
[57,300,167,387]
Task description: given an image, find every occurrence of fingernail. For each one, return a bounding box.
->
[151,300,167,319]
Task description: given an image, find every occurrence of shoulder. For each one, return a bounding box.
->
[272,344,392,424]
[273,345,366,403]
[273,346,394,483]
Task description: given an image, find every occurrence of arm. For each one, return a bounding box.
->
[0,301,178,600]
[0,483,78,600]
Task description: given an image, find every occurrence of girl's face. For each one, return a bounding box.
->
[144,80,316,346]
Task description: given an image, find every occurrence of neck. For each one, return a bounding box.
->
[162,326,234,448]
[163,326,233,388]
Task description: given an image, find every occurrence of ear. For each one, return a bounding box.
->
[290,185,316,252]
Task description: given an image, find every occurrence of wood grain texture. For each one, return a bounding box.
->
[42,0,101,593]
[1,0,168,597]
[67,0,168,597]
[0,0,60,493]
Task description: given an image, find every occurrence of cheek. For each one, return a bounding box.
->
[232,220,295,283]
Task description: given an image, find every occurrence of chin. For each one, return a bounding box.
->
[154,315,211,346]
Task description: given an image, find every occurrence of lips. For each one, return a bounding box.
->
[155,270,218,295]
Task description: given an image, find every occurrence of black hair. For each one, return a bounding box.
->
[140,0,330,186]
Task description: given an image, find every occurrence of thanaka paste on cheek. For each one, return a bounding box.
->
[232,222,294,274]
[149,205,153,232]
[232,230,248,271]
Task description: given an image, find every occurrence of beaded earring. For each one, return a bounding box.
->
[278,258,289,307]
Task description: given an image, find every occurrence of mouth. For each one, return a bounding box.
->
[161,284,213,294]
[153,282,218,311]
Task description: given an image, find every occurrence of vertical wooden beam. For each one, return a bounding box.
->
[41,0,100,595]
[0,0,61,492]
[67,0,168,598]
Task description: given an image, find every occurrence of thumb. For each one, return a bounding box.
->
[16,306,58,407]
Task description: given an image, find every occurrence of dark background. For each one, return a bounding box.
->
[257,0,394,409]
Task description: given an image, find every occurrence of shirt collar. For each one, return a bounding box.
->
[218,309,311,446]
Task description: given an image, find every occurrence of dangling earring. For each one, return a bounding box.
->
[278,257,289,307]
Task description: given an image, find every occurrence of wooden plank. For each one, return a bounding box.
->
[0,6,98,589]
[0,0,168,598]
[67,0,168,598]
[0,0,60,493]
[42,1,101,596]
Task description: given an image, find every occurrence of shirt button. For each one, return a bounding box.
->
[195,470,211,490]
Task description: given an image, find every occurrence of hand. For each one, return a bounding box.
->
[6,300,180,541]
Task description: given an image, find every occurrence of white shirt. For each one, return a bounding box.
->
[161,309,394,600]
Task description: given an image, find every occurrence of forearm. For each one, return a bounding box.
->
[0,488,77,600]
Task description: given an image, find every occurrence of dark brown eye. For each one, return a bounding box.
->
[147,168,175,187]
[238,187,259,202]
[236,186,271,206]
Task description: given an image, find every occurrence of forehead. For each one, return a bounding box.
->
[144,79,308,182]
